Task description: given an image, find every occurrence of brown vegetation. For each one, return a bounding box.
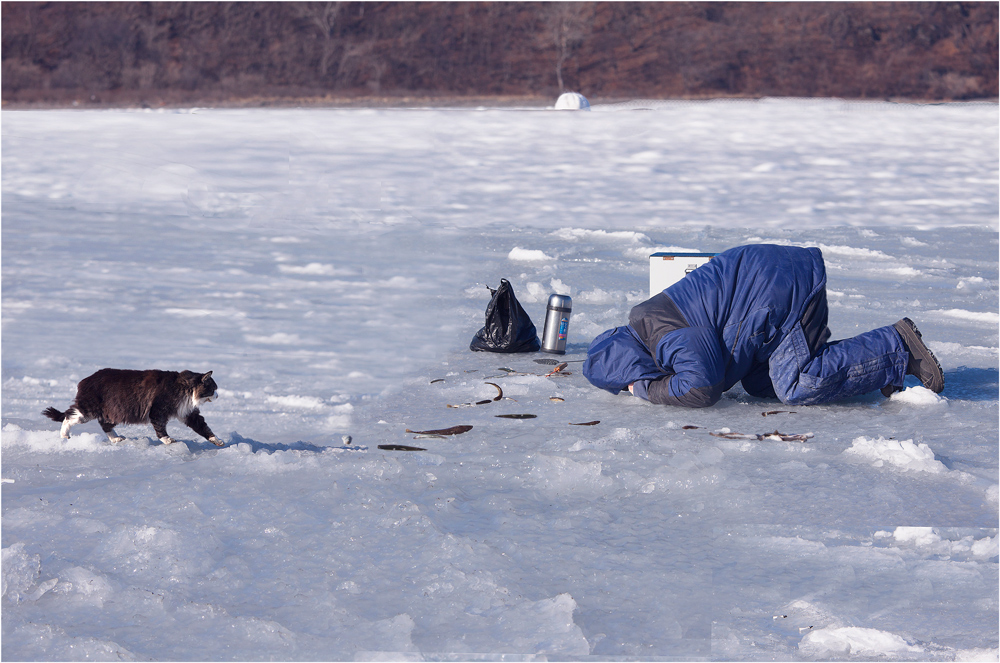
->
[2,2,996,108]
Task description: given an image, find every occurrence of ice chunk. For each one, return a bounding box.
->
[817,244,892,259]
[890,527,999,559]
[493,594,590,656]
[523,281,547,302]
[549,278,571,295]
[2,543,40,602]
[800,626,923,657]
[508,247,552,262]
[244,332,306,345]
[934,309,1000,324]
[278,263,354,276]
[893,526,939,546]
[842,436,947,474]
[6,623,137,661]
[266,394,327,410]
[889,385,947,406]
[957,276,988,290]
[2,423,111,454]
[58,566,114,606]
[550,227,648,243]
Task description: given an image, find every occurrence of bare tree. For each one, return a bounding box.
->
[295,1,342,79]
[542,2,592,92]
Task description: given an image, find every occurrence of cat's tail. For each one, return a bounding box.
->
[42,407,66,422]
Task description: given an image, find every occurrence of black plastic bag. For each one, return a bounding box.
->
[470,279,540,353]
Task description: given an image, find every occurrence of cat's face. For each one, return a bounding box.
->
[196,372,218,404]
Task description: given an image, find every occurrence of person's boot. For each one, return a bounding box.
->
[884,318,944,395]
[880,383,901,397]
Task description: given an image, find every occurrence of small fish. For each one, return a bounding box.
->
[378,444,427,452]
[710,430,813,442]
[405,425,473,436]
[544,362,569,377]
[682,425,702,430]
[710,431,758,440]
[570,420,600,426]
[761,431,814,442]
[762,410,796,417]
[495,414,537,419]
[549,396,565,402]
[447,382,505,408]
[430,378,445,384]
[489,368,530,378]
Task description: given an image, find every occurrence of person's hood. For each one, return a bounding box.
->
[582,325,665,394]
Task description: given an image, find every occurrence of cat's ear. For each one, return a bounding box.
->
[202,371,213,381]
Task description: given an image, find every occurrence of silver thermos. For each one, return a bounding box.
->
[541,294,572,354]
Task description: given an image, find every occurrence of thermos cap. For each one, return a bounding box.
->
[547,294,572,310]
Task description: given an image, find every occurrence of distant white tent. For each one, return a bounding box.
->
[553,92,591,110]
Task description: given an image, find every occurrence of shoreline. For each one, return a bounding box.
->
[4,93,997,112]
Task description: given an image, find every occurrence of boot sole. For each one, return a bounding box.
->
[894,318,945,393]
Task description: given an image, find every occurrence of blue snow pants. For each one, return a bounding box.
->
[769,321,909,405]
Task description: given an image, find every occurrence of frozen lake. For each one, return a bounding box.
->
[2,99,998,660]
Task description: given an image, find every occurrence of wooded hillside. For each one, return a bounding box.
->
[3,2,996,107]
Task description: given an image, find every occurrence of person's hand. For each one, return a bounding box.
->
[628,382,635,395]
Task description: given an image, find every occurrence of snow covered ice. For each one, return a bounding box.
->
[2,99,997,660]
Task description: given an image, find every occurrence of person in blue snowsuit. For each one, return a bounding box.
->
[583,244,944,407]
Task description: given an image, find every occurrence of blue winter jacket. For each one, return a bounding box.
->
[583,244,830,407]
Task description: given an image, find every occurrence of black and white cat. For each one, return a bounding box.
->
[43,368,223,446]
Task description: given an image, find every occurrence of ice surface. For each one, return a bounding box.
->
[2,99,997,660]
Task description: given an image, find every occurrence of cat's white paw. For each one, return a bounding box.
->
[159,436,175,445]
[208,436,224,447]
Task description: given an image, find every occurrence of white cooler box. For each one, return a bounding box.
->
[649,252,716,297]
